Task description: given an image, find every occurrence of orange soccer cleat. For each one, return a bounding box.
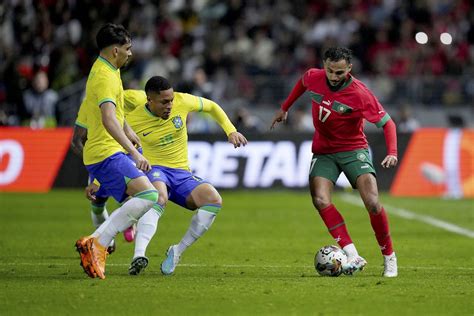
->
[75,236,108,279]
[76,237,95,278]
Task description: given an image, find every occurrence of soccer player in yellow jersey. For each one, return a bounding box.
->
[123,76,247,275]
[72,89,148,253]
[74,24,158,280]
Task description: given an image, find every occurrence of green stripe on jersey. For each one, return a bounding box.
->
[98,98,116,107]
[332,101,353,114]
[375,113,391,128]
[309,92,323,104]
[198,97,204,112]
[75,121,88,129]
[98,56,118,71]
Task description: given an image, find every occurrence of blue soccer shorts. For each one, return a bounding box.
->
[86,152,146,203]
[146,165,208,209]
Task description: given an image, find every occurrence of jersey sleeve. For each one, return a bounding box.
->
[124,89,147,114]
[94,73,120,107]
[361,87,391,128]
[75,104,88,128]
[201,97,237,136]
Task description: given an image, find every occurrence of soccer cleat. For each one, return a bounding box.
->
[75,237,96,278]
[107,239,116,255]
[89,237,108,279]
[128,256,149,275]
[161,245,181,275]
[383,253,398,277]
[342,255,367,275]
[75,236,108,279]
[123,225,136,242]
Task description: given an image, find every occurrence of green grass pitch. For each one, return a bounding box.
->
[0,190,473,315]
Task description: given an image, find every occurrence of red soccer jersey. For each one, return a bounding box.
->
[302,68,391,154]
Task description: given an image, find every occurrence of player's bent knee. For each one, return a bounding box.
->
[208,194,222,206]
[134,189,159,204]
[312,196,330,211]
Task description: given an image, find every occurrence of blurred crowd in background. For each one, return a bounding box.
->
[0,0,472,132]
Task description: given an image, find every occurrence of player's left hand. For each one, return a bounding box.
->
[85,183,100,201]
[381,155,398,168]
[228,132,248,148]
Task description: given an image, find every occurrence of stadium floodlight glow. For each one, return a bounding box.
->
[415,32,428,44]
[440,32,452,45]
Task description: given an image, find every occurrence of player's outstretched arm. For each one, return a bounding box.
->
[271,77,306,130]
[270,109,288,130]
[101,102,151,171]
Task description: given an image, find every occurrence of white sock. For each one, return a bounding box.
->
[91,209,108,228]
[175,209,216,256]
[93,197,155,247]
[134,209,161,258]
[343,243,359,260]
[384,252,396,259]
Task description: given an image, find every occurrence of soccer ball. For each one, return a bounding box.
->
[314,245,348,277]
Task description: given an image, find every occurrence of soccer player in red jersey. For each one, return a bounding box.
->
[271,47,398,277]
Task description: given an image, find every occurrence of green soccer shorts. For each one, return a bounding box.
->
[309,149,376,188]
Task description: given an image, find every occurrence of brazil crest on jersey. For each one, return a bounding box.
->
[79,56,125,165]
[302,68,391,154]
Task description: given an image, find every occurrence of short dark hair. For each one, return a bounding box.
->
[145,76,172,94]
[96,23,131,50]
[323,47,352,64]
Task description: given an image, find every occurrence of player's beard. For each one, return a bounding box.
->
[326,76,347,90]
[121,57,132,70]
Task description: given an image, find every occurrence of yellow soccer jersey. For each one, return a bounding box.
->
[80,56,125,165]
[75,102,87,128]
[75,89,145,129]
[124,89,147,113]
[126,92,236,170]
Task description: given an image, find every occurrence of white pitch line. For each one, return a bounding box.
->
[340,193,474,239]
[1,262,473,270]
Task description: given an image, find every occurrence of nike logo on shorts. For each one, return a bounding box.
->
[143,131,152,136]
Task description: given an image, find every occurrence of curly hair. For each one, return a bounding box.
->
[323,47,353,64]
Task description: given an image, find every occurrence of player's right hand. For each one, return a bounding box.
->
[270,109,288,130]
[132,152,151,172]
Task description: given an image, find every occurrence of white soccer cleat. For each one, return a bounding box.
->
[383,253,398,277]
[161,245,181,275]
[342,255,367,275]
